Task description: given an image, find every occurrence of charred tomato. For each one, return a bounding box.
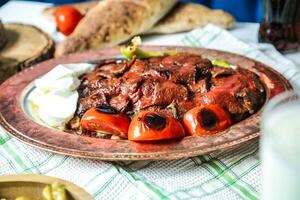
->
[183,104,232,136]
[80,106,130,138]
[128,111,185,141]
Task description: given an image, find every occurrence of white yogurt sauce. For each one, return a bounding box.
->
[28,63,95,128]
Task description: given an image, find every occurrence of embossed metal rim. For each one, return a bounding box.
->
[0,46,292,160]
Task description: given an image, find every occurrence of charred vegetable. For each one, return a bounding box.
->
[80,106,130,138]
[210,58,237,69]
[120,36,178,60]
[183,104,232,136]
[128,111,185,141]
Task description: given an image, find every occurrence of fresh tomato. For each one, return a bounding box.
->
[183,104,232,136]
[55,6,83,36]
[80,106,130,138]
[128,111,185,141]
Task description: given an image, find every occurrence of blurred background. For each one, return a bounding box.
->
[0,0,263,22]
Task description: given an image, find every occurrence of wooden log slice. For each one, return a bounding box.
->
[0,23,55,83]
[0,21,6,50]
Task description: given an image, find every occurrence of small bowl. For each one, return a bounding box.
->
[0,174,93,200]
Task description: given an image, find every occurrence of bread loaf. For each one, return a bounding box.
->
[55,0,177,57]
[148,3,235,34]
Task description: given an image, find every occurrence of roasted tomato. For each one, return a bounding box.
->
[183,104,232,136]
[55,6,83,36]
[128,111,185,141]
[80,106,130,138]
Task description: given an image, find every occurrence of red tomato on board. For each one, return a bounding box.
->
[55,6,83,36]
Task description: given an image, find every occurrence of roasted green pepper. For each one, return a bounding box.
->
[120,36,178,60]
[210,58,236,69]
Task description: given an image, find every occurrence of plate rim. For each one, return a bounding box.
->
[0,46,293,160]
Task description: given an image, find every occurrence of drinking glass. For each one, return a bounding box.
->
[261,91,300,200]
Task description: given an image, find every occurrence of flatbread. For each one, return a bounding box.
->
[55,0,178,57]
[43,2,235,35]
[148,3,235,34]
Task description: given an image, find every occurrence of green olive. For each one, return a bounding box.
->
[15,197,35,200]
[43,185,54,200]
[51,182,67,200]
[43,182,67,200]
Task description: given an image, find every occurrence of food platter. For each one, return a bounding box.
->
[0,46,292,160]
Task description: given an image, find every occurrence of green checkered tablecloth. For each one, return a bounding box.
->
[0,24,299,200]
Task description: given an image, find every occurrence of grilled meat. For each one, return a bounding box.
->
[75,53,265,125]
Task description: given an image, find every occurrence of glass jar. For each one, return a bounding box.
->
[258,0,300,52]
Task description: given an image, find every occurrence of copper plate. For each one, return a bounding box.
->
[0,46,292,160]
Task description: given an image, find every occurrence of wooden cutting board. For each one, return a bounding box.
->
[0,174,93,200]
[0,23,55,83]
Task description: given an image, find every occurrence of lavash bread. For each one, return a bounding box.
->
[55,0,178,57]
[0,21,7,50]
[148,3,235,34]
